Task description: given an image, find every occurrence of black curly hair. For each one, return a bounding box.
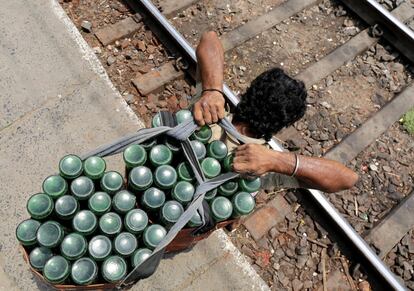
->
[233,68,307,141]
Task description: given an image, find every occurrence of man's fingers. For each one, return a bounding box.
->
[210,105,219,123]
[233,161,250,173]
[193,103,205,126]
[233,156,249,163]
[202,103,213,124]
[217,104,225,120]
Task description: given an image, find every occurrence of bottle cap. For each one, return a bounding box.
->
[190,140,206,160]
[201,157,221,179]
[70,176,95,200]
[172,181,195,204]
[59,154,83,179]
[73,210,97,235]
[100,171,124,195]
[42,175,68,199]
[149,144,172,167]
[99,212,122,236]
[232,192,255,216]
[211,197,233,222]
[29,246,53,271]
[161,201,184,226]
[83,156,106,180]
[154,165,177,190]
[192,125,212,144]
[55,195,79,220]
[71,257,98,285]
[177,162,194,182]
[131,248,152,268]
[43,256,70,284]
[112,190,136,214]
[60,233,87,260]
[175,109,193,124]
[128,166,153,191]
[114,232,138,257]
[27,193,54,220]
[16,219,41,246]
[207,140,228,160]
[125,209,148,234]
[88,192,111,215]
[88,235,112,261]
[143,224,166,249]
[218,180,238,197]
[102,256,127,283]
[37,221,64,248]
[141,187,166,211]
[123,144,147,168]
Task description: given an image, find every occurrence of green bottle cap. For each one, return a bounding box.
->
[60,233,87,260]
[37,221,64,248]
[131,248,152,268]
[42,175,68,199]
[192,125,212,144]
[188,211,203,228]
[100,171,124,195]
[88,192,111,215]
[204,189,217,202]
[190,140,206,160]
[143,224,166,249]
[43,256,70,284]
[72,210,97,236]
[99,212,122,236]
[29,246,53,271]
[149,144,172,167]
[27,193,54,220]
[112,190,136,214]
[218,180,238,197]
[238,177,261,193]
[140,139,157,150]
[128,166,153,191]
[207,140,228,160]
[102,256,127,283]
[161,200,184,226]
[88,235,112,261]
[59,155,83,179]
[176,109,193,124]
[70,176,95,200]
[151,113,161,128]
[125,209,148,234]
[223,154,234,172]
[201,158,221,179]
[154,165,177,189]
[164,137,181,154]
[232,192,255,217]
[16,219,41,246]
[172,181,195,205]
[83,156,106,180]
[71,257,98,285]
[123,144,147,169]
[177,162,194,182]
[55,195,79,220]
[141,187,166,211]
[114,232,138,257]
[211,197,233,222]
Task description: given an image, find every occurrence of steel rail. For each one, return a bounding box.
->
[339,0,414,63]
[137,1,406,289]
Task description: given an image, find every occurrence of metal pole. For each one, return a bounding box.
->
[138,1,406,289]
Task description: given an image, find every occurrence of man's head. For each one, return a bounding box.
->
[233,68,307,141]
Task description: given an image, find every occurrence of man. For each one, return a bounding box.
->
[193,31,358,193]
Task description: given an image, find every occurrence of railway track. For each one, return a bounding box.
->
[62,0,414,290]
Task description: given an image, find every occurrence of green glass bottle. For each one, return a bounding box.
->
[192,125,212,144]
[177,162,194,182]
[207,140,228,161]
[29,246,53,271]
[141,187,166,211]
[143,224,167,250]
[201,157,221,179]
[99,212,122,237]
[232,192,255,217]
[88,235,112,261]
[151,113,161,128]
[172,181,195,205]
[128,166,153,192]
[188,211,203,228]
[218,180,238,197]
[42,175,68,199]
[160,201,184,227]
[204,189,217,202]
[190,140,206,160]
[125,209,148,235]
[210,197,233,222]
[131,248,152,268]
[71,176,95,200]
[55,195,79,220]
[140,139,157,151]
[164,137,181,154]
[176,109,193,124]
[112,190,136,214]
[72,210,97,236]
[149,144,172,167]
[37,221,64,248]
[71,257,98,285]
[238,177,261,193]
[27,193,54,220]
[60,233,87,260]
[123,144,147,169]
[114,232,138,257]
[88,192,111,216]
[59,154,83,180]
[154,165,177,190]
[83,156,106,180]
[43,256,70,284]
[100,171,124,195]
[222,154,234,172]
[16,219,41,246]
[102,256,127,283]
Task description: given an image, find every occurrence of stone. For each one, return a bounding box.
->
[81,20,92,33]
[124,94,134,105]
[292,278,304,291]
[369,163,378,171]
[107,56,116,66]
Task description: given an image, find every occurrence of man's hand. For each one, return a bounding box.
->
[193,91,225,126]
[233,144,275,176]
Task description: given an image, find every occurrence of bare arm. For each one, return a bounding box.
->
[193,31,225,126]
[233,144,358,193]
